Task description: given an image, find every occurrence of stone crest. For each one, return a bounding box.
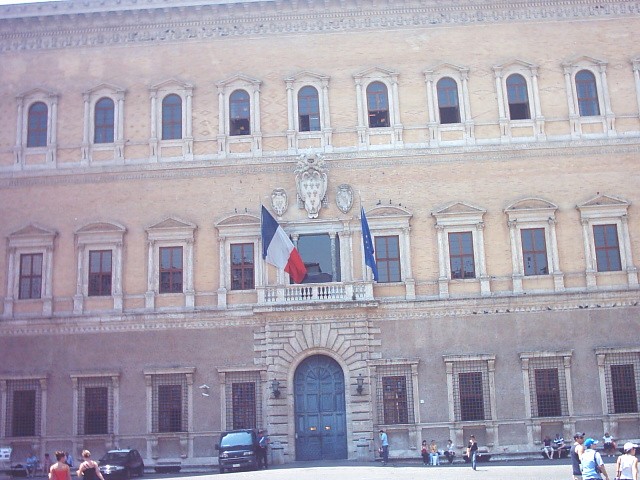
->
[295,153,328,219]
[336,184,354,214]
[270,188,288,217]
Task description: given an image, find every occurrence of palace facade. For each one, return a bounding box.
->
[1,0,640,468]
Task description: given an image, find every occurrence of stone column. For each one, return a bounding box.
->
[436,224,449,298]
[73,244,84,314]
[145,241,155,309]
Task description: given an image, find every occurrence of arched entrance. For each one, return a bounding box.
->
[294,354,348,460]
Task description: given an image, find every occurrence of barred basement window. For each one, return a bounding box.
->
[459,372,484,421]
[153,374,187,433]
[76,376,114,435]
[224,371,262,430]
[446,358,493,422]
[534,368,562,417]
[6,379,42,437]
[375,364,415,425]
[599,349,640,414]
[521,352,571,418]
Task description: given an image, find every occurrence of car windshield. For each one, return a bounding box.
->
[100,452,129,463]
[220,431,253,448]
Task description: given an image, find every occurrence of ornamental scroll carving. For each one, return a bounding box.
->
[295,153,328,219]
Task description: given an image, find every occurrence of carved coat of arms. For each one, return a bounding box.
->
[270,188,288,217]
[336,184,354,214]
[295,153,328,219]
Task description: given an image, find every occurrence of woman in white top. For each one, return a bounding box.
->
[616,442,639,480]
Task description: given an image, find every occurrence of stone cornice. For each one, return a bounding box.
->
[0,0,639,52]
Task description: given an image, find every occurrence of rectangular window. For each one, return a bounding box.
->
[534,368,562,417]
[159,246,183,293]
[158,384,183,432]
[231,382,257,429]
[12,389,36,436]
[84,387,108,434]
[611,364,638,414]
[521,228,548,276]
[593,224,622,272]
[459,372,484,421]
[231,243,254,290]
[375,236,401,283]
[19,253,43,300]
[88,250,112,296]
[381,376,408,424]
[448,232,475,279]
[297,234,340,283]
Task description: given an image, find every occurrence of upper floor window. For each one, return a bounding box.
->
[593,224,622,272]
[506,73,531,120]
[297,233,341,283]
[94,97,115,144]
[375,235,400,283]
[231,243,254,290]
[159,246,183,294]
[88,250,112,296]
[298,86,321,132]
[230,90,251,136]
[27,102,48,148]
[162,94,182,140]
[436,77,461,124]
[19,253,43,300]
[366,81,389,128]
[575,70,600,116]
[521,228,548,275]
[448,231,475,279]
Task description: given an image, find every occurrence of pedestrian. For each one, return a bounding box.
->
[581,438,610,480]
[379,429,389,466]
[571,433,586,480]
[76,450,104,480]
[444,439,456,464]
[257,430,269,469]
[543,436,554,460]
[49,452,71,480]
[420,440,428,465]
[615,442,638,480]
[65,453,74,469]
[466,435,478,470]
[43,453,52,475]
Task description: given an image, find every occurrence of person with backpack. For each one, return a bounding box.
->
[581,438,610,480]
[257,430,269,469]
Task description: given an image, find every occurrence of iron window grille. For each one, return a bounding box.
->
[451,361,491,422]
[77,377,113,435]
[526,357,569,418]
[6,379,41,437]
[152,374,188,433]
[376,365,414,425]
[602,351,640,414]
[225,371,262,430]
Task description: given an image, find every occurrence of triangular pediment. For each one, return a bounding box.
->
[433,201,486,216]
[366,204,412,218]
[578,193,629,209]
[84,83,126,95]
[563,55,606,68]
[505,197,557,212]
[216,73,261,88]
[9,223,57,238]
[353,66,399,80]
[146,217,196,231]
[215,213,260,228]
[494,58,537,71]
[150,78,193,91]
[75,222,126,234]
[424,62,468,76]
[285,70,330,83]
[17,87,56,100]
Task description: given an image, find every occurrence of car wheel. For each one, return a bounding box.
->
[138,466,144,477]
[218,466,225,474]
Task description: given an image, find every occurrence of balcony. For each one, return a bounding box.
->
[258,281,374,304]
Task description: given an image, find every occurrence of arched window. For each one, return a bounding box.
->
[94,97,115,144]
[27,102,48,147]
[298,86,320,132]
[229,90,251,136]
[162,94,182,140]
[575,70,600,117]
[366,81,389,128]
[506,74,530,120]
[436,77,460,124]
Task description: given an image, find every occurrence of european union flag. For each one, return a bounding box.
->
[361,207,378,282]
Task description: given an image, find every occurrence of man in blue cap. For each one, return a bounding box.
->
[581,437,610,480]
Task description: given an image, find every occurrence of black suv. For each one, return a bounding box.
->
[216,429,260,473]
[98,449,144,479]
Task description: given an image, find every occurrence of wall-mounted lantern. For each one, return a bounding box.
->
[356,374,364,395]
[271,379,281,398]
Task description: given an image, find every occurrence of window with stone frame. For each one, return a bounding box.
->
[436,77,461,124]
[82,84,125,163]
[18,253,43,300]
[593,224,622,272]
[366,81,389,128]
[230,243,255,290]
[162,94,182,140]
[448,231,475,279]
[88,250,112,297]
[15,88,58,166]
[520,351,573,419]
[375,363,416,425]
[159,246,183,294]
[297,86,321,132]
[94,97,115,144]
[521,228,548,276]
[575,70,600,116]
[597,348,640,415]
[148,80,194,161]
[151,374,188,433]
[73,374,118,436]
[27,102,48,147]
[216,74,262,155]
[444,355,495,423]
[2,378,44,437]
[229,89,251,136]
[223,371,263,430]
[375,235,400,283]
[506,73,531,120]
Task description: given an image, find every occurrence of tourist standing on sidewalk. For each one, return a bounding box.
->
[379,430,389,466]
[466,435,478,471]
[571,433,586,480]
[581,438,609,480]
[615,443,638,480]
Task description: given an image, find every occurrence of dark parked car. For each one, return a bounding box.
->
[98,449,144,479]
[216,429,260,473]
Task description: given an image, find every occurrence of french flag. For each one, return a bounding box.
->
[261,206,307,284]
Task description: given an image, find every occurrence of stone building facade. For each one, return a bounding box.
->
[0,0,639,468]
